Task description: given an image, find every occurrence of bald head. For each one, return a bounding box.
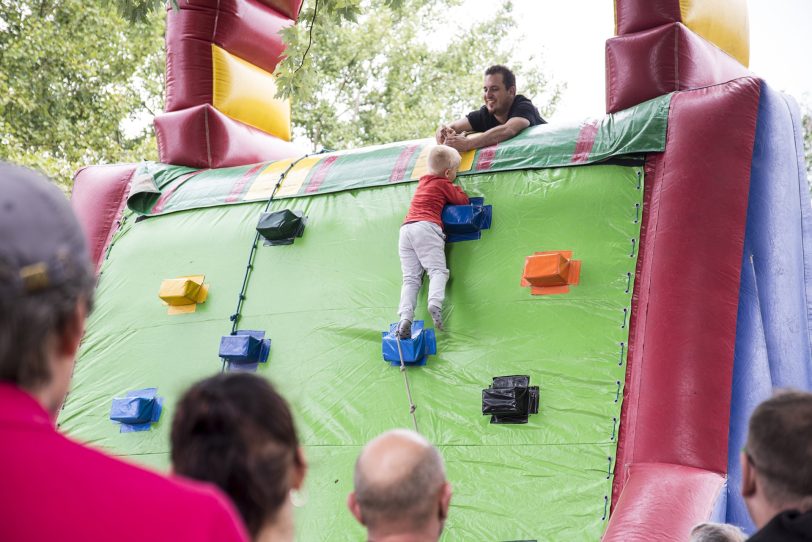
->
[351,430,449,533]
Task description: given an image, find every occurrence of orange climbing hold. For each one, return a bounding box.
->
[521,251,581,295]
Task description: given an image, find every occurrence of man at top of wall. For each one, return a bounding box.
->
[436,65,546,152]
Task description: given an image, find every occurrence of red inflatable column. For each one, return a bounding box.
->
[70,164,137,272]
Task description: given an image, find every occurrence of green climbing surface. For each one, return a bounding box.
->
[60,161,643,540]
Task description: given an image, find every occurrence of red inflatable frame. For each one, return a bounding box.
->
[604,77,761,540]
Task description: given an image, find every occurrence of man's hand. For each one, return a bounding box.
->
[435,125,455,144]
[443,132,473,152]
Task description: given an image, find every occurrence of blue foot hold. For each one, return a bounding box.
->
[219,330,271,370]
[381,320,436,366]
[110,388,163,433]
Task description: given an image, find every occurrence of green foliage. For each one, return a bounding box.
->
[1,0,560,189]
[100,0,178,22]
[277,0,562,151]
[0,0,164,189]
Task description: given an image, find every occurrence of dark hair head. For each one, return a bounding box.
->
[171,373,302,537]
[746,390,812,505]
[485,65,516,91]
[0,163,94,389]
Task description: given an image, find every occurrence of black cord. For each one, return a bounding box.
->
[292,0,319,77]
[221,153,312,372]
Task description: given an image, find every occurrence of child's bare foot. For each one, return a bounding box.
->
[428,305,444,331]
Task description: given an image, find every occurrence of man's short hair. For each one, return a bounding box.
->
[746,390,812,505]
[353,432,446,530]
[485,64,516,90]
[689,522,747,542]
[0,163,94,389]
[427,145,461,176]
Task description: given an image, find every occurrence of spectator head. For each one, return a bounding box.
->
[483,65,517,117]
[171,373,306,540]
[689,522,747,542]
[741,390,812,528]
[348,429,452,541]
[427,145,461,180]
[0,163,94,414]
[484,65,516,92]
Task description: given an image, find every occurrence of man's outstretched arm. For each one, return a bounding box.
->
[436,118,473,144]
[444,117,530,152]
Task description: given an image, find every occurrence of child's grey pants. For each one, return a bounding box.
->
[398,221,448,321]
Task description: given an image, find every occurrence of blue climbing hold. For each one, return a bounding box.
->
[219,330,271,364]
[442,197,492,243]
[219,330,271,372]
[381,320,436,366]
[110,388,163,433]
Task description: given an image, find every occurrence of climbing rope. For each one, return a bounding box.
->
[222,153,313,372]
[395,334,419,433]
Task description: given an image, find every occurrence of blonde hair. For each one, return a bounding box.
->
[427,145,461,176]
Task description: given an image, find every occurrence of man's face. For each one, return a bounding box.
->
[482,73,515,116]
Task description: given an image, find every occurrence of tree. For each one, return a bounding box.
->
[102,0,561,151]
[0,0,164,189]
[277,0,562,150]
[4,0,559,189]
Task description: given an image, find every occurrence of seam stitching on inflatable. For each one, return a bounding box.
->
[203,107,212,168]
[212,0,221,42]
[674,24,680,90]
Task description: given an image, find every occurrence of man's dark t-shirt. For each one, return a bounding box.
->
[466,95,546,133]
[748,509,812,541]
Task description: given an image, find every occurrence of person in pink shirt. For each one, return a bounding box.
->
[0,163,249,542]
[396,145,470,339]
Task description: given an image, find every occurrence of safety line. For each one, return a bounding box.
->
[395,334,419,433]
[221,153,314,373]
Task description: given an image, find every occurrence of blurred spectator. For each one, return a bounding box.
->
[348,429,452,541]
[741,390,812,541]
[0,163,248,542]
[690,522,747,542]
[172,373,307,542]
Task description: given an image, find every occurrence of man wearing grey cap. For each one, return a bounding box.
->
[0,163,249,542]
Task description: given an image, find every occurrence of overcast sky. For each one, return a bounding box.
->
[450,0,812,122]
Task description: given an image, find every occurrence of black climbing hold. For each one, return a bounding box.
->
[256,209,307,246]
[482,375,539,424]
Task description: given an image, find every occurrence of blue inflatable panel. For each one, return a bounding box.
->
[442,197,492,243]
[727,247,772,532]
[110,388,163,433]
[710,481,729,524]
[726,81,812,531]
[381,320,436,366]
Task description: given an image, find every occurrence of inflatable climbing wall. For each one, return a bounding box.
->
[65,0,812,540]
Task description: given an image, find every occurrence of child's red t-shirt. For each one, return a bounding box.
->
[403,174,470,229]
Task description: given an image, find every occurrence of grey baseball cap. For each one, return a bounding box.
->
[0,162,92,295]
